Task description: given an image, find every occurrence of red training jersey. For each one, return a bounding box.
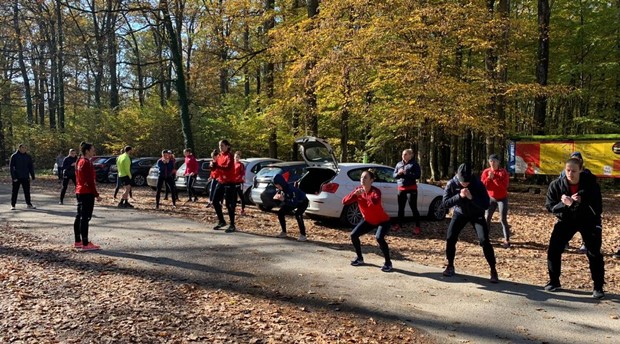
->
[214,151,235,184]
[481,167,509,200]
[184,155,199,176]
[233,161,245,184]
[75,157,99,197]
[342,186,390,226]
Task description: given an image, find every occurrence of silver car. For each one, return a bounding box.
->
[294,136,447,226]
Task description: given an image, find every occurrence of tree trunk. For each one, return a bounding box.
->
[449,135,458,176]
[106,0,119,110]
[534,0,550,134]
[304,0,319,136]
[55,0,65,128]
[429,126,439,181]
[418,120,431,181]
[264,0,277,158]
[13,0,34,125]
[340,67,351,163]
[161,0,194,150]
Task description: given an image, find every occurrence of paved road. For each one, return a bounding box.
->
[1,184,619,343]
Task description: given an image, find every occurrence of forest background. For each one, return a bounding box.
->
[0,0,618,180]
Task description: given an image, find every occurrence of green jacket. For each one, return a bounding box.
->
[117,153,132,178]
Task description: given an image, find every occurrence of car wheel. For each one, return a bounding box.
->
[340,203,363,226]
[429,197,446,221]
[258,204,273,212]
[244,188,254,205]
[133,174,146,187]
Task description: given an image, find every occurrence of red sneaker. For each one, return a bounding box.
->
[81,242,101,251]
[413,226,421,235]
[73,242,83,249]
[392,224,401,232]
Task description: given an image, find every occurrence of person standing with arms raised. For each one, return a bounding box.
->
[481,154,511,248]
[210,140,237,232]
[393,149,422,234]
[74,142,102,251]
[117,146,134,208]
[9,144,36,210]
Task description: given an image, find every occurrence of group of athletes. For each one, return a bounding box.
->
[9,141,617,299]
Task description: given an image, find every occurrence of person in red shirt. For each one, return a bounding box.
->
[233,151,247,216]
[481,154,511,248]
[342,169,393,272]
[184,148,199,202]
[74,142,102,251]
[210,140,237,232]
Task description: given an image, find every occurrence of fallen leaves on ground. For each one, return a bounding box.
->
[0,227,433,343]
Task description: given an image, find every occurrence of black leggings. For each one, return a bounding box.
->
[156,176,177,206]
[397,189,420,226]
[350,220,391,264]
[278,200,309,235]
[186,175,197,200]
[213,183,237,225]
[236,183,246,210]
[74,194,95,245]
[446,213,496,268]
[60,175,76,202]
[547,220,604,289]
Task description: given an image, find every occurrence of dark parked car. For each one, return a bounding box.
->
[108,157,159,187]
[92,156,116,183]
[146,158,185,189]
[250,161,307,211]
[175,159,213,194]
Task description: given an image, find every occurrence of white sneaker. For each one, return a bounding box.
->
[277,231,287,238]
[27,204,36,209]
[298,235,307,242]
[10,206,15,210]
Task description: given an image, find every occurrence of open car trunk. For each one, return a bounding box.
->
[298,168,337,195]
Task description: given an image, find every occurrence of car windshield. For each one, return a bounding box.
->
[256,167,283,179]
[92,158,108,164]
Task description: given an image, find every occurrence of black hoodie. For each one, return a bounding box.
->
[545,171,602,223]
[9,151,35,180]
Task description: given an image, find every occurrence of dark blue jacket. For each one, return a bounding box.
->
[157,159,175,179]
[62,156,78,178]
[273,174,308,207]
[9,151,35,180]
[393,159,421,188]
[441,175,489,218]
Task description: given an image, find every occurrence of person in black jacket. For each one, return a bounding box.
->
[9,144,36,210]
[544,158,605,299]
[440,163,498,283]
[59,149,78,205]
[273,174,309,241]
[393,149,422,234]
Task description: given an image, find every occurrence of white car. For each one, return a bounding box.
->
[294,136,447,226]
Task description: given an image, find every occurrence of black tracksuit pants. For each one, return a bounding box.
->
[446,213,496,268]
[547,220,604,289]
[11,178,32,206]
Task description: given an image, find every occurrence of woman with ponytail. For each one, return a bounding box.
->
[74,142,102,251]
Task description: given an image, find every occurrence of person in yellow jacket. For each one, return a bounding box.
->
[117,146,134,208]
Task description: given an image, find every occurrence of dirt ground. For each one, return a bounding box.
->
[2,176,619,343]
[82,177,620,295]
